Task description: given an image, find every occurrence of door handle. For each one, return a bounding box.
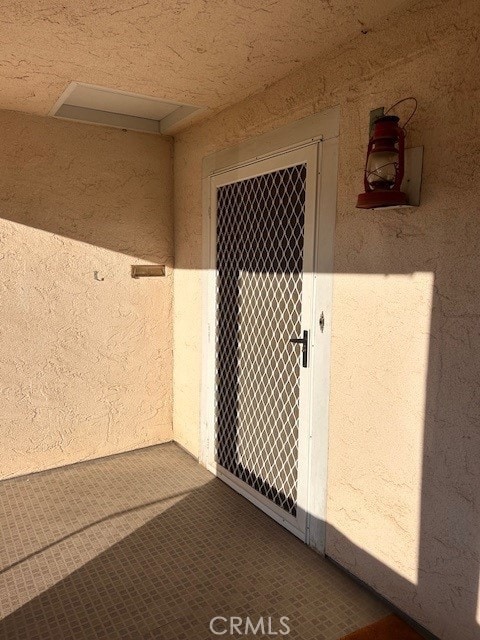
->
[289,330,309,368]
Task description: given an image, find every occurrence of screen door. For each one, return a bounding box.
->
[210,145,318,538]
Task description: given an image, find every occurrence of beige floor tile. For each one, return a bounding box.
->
[0,443,389,639]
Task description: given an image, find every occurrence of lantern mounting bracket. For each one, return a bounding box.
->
[369,107,385,135]
[401,146,423,207]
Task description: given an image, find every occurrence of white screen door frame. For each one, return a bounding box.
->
[200,107,339,553]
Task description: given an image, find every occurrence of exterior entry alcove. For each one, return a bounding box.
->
[0,1,478,639]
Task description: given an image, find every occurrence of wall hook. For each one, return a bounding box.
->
[94,271,105,281]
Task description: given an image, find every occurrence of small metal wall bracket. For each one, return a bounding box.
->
[131,265,166,279]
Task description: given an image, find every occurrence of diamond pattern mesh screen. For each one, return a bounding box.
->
[215,164,306,516]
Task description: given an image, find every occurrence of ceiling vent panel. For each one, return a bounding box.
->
[49,83,203,134]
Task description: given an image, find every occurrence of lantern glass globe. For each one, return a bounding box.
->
[366,150,399,190]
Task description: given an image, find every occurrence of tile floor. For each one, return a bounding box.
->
[0,443,389,639]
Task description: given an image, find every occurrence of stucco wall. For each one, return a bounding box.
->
[0,111,174,479]
[172,1,480,638]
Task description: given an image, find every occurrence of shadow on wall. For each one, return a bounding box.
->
[0,111,175,479]
[0,111,173,264]
[0,476,428,639]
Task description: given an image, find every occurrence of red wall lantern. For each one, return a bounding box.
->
[356,114,407,209]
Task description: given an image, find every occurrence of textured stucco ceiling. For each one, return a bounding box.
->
[1,0,412,129]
